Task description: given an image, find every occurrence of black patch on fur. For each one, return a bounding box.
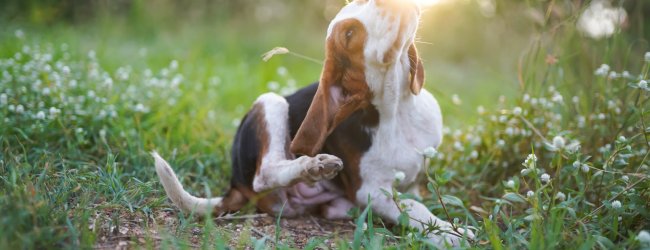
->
[230,108,263,187]
[230,82,379,187]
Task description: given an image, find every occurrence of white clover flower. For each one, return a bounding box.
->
[423,146,438,159]
[15,104,24,114]
[540,173,551,184]
[8,104,15,112]
[555,192,566,201]
[276,66,288,76]
[477,105,485,115]
[523,154,537,168]
[523,94,530,102]
[496,140,505,148]
[638,80,648,89]
[133,103,149,113]
[573,161,581,168]
[469,150,478,159]
[505,180,515,189]
[526,190,535,198]
[49,107,60,118]
[551,93,563,103]
[566,140,581,154]
[594,64,610,76]
[505,127,514,136]
[513,107,522,116]
[15,29,25,39]
[499,115,507,123]
[42,87,51,96]
[645,52,650,62]
[35,111,46,120]
[611,200,622,209]
[452,94,462,105]
[394,171,405,182]
[453,141,464,151]
[638,230,650,245]
[267,81,280,91]
[581,164,590,173]
[553,136,565,149]
[608,71,619,79]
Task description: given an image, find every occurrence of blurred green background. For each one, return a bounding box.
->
[1,0,648,128]
[1,1,650,248]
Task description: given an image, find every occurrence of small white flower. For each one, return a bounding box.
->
[477,105,485,115]
[35,111,46,120]
[573,161,581,168]
[42,87,51,96]
[133,103,149,113]
[521,168,531,176]
[452,94,462,105]
[611,200,622,209]
[423,146,438,158]
[15,104,24,114]
[15,29,25,39]
[513,107,522,116]
[523,154,537,168]
[551,93,563,103]
[540,173,551,184]
[645,52,650,63]
[638,80,648,89]
[505,180,515,188]
[453,141,464,151]
[552,136,565,149]
[394,171,405,182]
[555,192,566,201]
[638,230,650,244]
[276,66,288,76]
[496,140,505,148]
[469,150,478,159]
[526,190,535,198]
[598,113,606,120]
[99,129,107,138]
[581,164,590,173]
[594,64,610,76]
[0,93,7,105]
[49,107,60,117]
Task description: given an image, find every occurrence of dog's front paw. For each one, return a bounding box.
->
[303,154,343,181]
[429,223,475,247]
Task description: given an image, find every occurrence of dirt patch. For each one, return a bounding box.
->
[92,210,357,249]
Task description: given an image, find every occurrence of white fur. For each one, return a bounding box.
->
[151,151,223,215]
[251,93,344,215]
[328,0,474,246]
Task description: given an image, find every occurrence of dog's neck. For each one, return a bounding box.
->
[367,52,416,121]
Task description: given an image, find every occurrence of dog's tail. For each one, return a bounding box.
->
[151,151,224,215]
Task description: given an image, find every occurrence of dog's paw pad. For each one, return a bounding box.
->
[304,154,343,181]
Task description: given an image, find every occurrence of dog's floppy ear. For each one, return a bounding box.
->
[290,19,370,156]
[408,43,425,95]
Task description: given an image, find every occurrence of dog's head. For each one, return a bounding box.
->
[291,0,424,156]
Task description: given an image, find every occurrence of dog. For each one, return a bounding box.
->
[152,0,474,246]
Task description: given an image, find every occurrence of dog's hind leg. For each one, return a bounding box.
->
[250,93,344,193]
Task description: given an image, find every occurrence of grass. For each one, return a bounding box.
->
[1,0,650,249]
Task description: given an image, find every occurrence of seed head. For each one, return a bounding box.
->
[540,173,551,184]
[422,147,437,159]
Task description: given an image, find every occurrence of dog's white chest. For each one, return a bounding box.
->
[359,90,443,187]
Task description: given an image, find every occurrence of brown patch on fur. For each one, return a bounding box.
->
[251,104,269,176]
[408,43,425,95]
[212,186,248,216]
[291,18,371,157]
